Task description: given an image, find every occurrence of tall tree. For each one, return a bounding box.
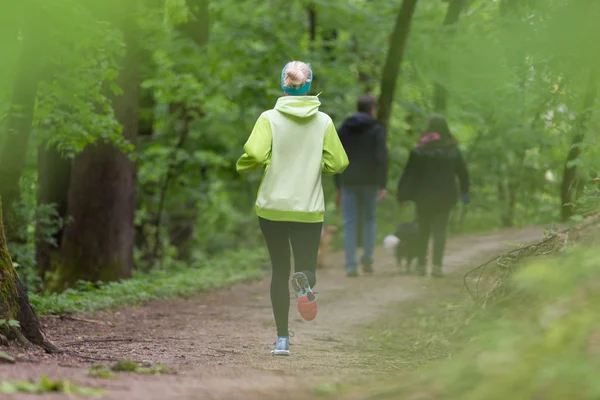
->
[55,0,141,290]
[0,199,57,352]
[377,0,419,135]
[0,3,45,242]
[560,71,598,222]
[432,0,465,112]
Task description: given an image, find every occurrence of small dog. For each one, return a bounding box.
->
[317,225,338,269]
[394,222,419,274]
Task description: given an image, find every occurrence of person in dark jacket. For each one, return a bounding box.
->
[334,95,388,277]
[396,115,469,277]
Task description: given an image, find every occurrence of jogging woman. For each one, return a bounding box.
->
[236,61,349,356]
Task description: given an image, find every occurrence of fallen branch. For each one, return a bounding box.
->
[464,232,565,303]
[58,315,115,326]
[64,350,122,362]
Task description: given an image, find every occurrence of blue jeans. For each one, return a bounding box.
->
[341,185,377,273]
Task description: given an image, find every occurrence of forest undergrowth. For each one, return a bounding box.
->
[347,214,600,400]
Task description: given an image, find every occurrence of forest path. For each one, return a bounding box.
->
[0,226,546,400]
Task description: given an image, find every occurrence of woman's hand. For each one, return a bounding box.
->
[377,188,388,201]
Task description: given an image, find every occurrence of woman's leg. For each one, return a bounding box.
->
[415,206,432,275]
[289,221,322,321]
[431,209,451,276]
[289,221,323,287]
[258,218,291,337]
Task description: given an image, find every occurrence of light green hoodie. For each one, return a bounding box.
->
[236,96,349,223]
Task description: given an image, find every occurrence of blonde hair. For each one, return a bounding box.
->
[283,61,312,88]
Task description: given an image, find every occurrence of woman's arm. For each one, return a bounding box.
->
[322,122,349,175]
[396,151,417,203]
[236,114,272,174]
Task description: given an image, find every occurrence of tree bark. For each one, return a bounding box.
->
[432,0,464,113]
[55,1,141,290]
[0,199,58,352]
[35,143,72,280]
[0,3,45,243]
[561,71,598,221]
[377,0,419,135]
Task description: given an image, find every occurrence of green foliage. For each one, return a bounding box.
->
[111,359,139,372]
[0,351,15,363]
[425,246,600,400]
[0,375,103,397]
[113,359,172,374]
[30,248,266,315]
[313,383,340,396]
[4,0,599,298]
[88,360,172,378]
[8,169,69,292]
[395,0,600,228]
[0,319,20,328]
[87,365,117,379]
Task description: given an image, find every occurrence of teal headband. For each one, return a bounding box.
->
[281,63,312,95]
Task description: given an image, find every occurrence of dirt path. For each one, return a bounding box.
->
[0,226,546,400]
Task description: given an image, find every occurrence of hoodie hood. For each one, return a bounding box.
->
[274,96,321,118]
[341,112,378,133]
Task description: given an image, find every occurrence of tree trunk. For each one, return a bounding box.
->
[35,143,72,280]
[0,199,58,352]
[0,3,45,243]
[432,0,464,113]
[377,0,419,135]
[308,4,317,42]
[55,2,141,290]
[177,0,210,46]
[561,71,598,221]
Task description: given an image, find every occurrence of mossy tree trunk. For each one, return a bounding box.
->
[55,0,141,290]
[377,0,419,135]
[0,199,58,352]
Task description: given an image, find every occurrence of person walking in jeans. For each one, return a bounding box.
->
[396,115,469,277]
[334,95,388,277]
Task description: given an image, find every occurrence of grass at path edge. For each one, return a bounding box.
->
[29,249,267,315]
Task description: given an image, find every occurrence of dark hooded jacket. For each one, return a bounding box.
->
[396,134,469,211]
[333,112,388,189]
